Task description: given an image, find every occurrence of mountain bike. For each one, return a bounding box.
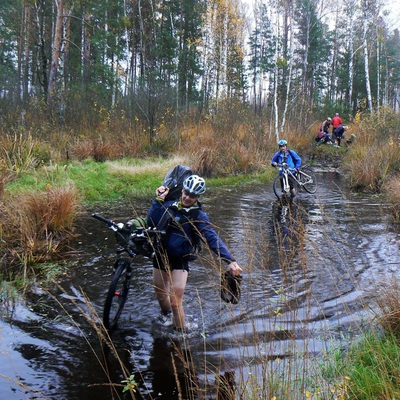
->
[92,213,164,331]
[273,163,317,199]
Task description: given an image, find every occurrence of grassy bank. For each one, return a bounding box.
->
[4,155,273,205]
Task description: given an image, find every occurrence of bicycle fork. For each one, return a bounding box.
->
[281,173,290,194]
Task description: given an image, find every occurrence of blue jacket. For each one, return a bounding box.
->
[271,149,302,173]
[147,199,235,263]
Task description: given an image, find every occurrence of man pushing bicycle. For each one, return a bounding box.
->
[271,139,302,197]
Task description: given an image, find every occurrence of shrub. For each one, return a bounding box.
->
[0,185,79,278]
[343,138,400,192]
[0,132,40,174]
[382,175,400,224]
[374,279,400,336]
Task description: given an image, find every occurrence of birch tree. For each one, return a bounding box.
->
[280,0,295,132]
[47,0,64,107]
[361,0,373,111]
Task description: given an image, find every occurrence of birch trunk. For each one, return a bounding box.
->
[280,0,294,133]
[273,18,279,142]
[363,18,373,111]
[376,25,380,113]
[47,0,63,106]
[362,1,373,112]
[347,7,354,110]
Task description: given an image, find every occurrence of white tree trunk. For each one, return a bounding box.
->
[362,0,373,112]
[348,10,354,110]
[376,25,380,113]
[47,0,64,106]
[280,2,294,133]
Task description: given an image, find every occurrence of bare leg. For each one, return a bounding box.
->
[153,268,172,315]
[169,269,188,330]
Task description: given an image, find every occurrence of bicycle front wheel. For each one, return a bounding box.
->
[103,259,132,331]
[299,167,317,194]
[273,176,283,199]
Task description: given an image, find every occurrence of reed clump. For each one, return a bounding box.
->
[382,175,400,223]
[343,137,400,192]
[0,185,79,280]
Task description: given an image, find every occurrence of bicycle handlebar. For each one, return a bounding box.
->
[91,213,165,237]
[92,212,118,227]
[275,163,309,170]
[275,163,294,171]
[92,212,166,257]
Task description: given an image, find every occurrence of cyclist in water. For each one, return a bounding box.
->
[147,174,242,332]
[271,139,302,197]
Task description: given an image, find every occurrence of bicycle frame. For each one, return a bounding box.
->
[277,164,313,191]
[277,164,299,193]
[274,164,317,199]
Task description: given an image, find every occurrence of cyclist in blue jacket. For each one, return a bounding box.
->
[271,139,302,196]
[147,174,242,331]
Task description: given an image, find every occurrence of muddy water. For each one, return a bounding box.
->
[1,171,399,399]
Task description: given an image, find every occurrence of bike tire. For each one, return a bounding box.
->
[273,176,283,199]
[299,167,317,194]
[103,259,132,331]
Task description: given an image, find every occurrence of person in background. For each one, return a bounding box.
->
[332,124,349,146]
[331,113,342,134]
[271,139,302,197]
[147,175,242,332]
[321,117,332,134]
[315,129,333,145]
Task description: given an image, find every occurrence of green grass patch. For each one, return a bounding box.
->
[5,157,273,205]
[325,331,400,399]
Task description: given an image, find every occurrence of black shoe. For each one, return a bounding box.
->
[221,272,242,304]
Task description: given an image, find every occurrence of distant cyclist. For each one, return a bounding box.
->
[271,139,302,197]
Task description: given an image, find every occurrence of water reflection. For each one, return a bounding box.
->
[146,337,198,399]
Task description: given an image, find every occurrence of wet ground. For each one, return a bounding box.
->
[1,170,399,399]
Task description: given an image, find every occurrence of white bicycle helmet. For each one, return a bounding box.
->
[278,139,287,146]
[183,175,206,195]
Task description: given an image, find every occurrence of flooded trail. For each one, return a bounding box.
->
[1,171,399,399]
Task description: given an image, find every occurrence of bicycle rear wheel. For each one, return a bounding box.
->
[299,167,317,194]
[103,259,132,331]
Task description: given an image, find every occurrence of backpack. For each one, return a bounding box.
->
[162,164,193,201]
[155,202,203,260]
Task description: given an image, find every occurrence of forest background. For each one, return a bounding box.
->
[1,0,400,143]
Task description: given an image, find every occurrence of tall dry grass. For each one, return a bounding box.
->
[0,185,79,280]
[0,131,41,174]
[343,136,400,192]
[382,175,400,223]
[374,279,400,336]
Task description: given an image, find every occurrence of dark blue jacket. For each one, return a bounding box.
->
[271,149,302,173]
[147,199,235,263]
[334,126,346,137]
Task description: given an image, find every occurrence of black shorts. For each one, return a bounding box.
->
[153,253,189,272]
